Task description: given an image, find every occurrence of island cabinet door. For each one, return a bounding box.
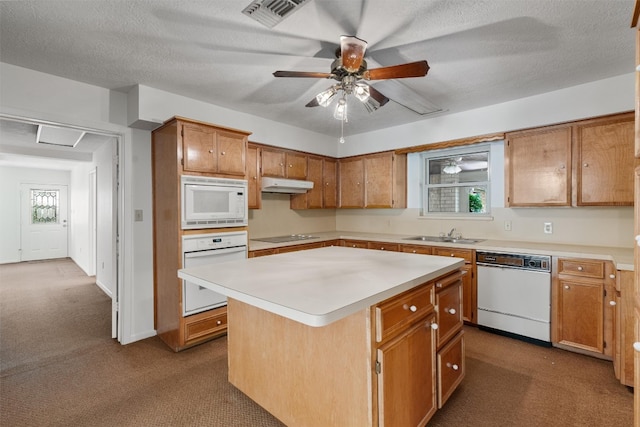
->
[376,313,437,427]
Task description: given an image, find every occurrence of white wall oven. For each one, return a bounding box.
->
[181,231,247,316]
[181,175,248,229]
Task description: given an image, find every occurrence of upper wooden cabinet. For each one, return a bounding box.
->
[290,155,335,209]
[261,147,307,179]
[505,112,636,207]
[505,124,572,207]
[339,151,407,208]
[179,118,249,177]
[574,115,636,205]
[247,143,261,209]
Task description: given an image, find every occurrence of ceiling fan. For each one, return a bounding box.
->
[273,35,430,119]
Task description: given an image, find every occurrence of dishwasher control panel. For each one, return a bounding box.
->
[476,251,550,272]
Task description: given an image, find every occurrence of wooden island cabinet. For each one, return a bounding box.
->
[179,247,464,427]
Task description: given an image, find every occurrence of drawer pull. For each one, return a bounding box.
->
[634,342,640,352]
[446,362,459,371]
[430,322,439,330]
[404,304,417,312]
[609,300,616,306]
[609,274,615,279]
[564,285,570,290]
[446,308,456,315]
[577,266,583,271]
[216,320,222,325]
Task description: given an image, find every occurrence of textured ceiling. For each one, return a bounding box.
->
[0,0,636,139]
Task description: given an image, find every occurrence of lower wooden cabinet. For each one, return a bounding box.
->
[183,307,228,346]
[432,247,476,325]
[373,269,464,426]
[614,270,635,386]
[552,257,615,357]
[376,313,437,427]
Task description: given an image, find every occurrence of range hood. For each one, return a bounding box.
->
[261,177,313,194]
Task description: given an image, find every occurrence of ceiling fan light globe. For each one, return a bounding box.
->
[354,83,370,102]
[316,87,337,107]
[334,98,348,121]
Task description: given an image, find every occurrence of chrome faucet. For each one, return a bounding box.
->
[447,228,456,237]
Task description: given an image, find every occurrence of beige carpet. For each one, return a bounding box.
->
[0,259,634,426]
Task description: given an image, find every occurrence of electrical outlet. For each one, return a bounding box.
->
[544,222,553,234]
[504,220,512,231]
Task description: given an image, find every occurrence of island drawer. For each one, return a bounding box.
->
[557,258,605,279]
[432,247,473,263]
[374,283,435,343]
[437,331,465,408]
[435,278,463,348]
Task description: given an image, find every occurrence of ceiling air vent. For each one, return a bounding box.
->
[242,0,311,28]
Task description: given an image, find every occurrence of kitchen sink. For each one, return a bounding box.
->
[403,236,485,244]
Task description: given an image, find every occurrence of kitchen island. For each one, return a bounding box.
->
[178,246,465,426]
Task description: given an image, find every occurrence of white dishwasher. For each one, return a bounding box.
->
[476,251,551,344]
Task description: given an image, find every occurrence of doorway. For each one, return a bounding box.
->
[19,183,69,261]
[0,114,122,342]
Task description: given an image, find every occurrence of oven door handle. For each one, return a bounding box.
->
[184,246,246,259]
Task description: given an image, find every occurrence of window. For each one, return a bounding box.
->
[30,189,60,224]
[421,145,490,216]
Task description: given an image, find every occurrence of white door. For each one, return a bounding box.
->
[20,184,69,261]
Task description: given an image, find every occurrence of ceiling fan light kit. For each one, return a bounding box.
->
[272,34,430,142]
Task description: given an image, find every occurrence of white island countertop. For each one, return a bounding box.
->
[178,246,464,327]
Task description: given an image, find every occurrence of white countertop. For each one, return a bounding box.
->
[248,231,635,271]
[178,246,464,327]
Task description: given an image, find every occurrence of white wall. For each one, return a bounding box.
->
[0,166,70,263]
[69,162,91,271]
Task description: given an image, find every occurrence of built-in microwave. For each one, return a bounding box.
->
[181,175,248,229]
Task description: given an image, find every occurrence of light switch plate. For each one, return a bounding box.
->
[135,209,143,222]
[543,222,553,234]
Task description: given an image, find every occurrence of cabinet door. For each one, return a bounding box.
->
[365,153,394,208]
[575,115,635,205]
[247,144,261,209]
[323,158,338,208]
[557,278,604,353]
[461,265,475,324]
[376,315,437,427]
[505,125,572,206]
[339,157,365,207]
[217,130,246,176]
[286,152,307,179]
[182,122,217,173]
[291,156,323,209]
[261,148,286,177]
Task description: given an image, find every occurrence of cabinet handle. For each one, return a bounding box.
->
[289,164,292,167]
[430,322,439,330]
[634,342,640,352]
[216,320,222,325]
[208,150,214,153]
[404,304,418,312]
[253,176,257,180]
[559,164,565,169]
[577,266,583,271]
[446,362,459,371]
[583,163,588,167]
[412,250,417,253]
[450,253,455,257]
[609,300,616,306]
[436,282,443,288]
[564,285,570,290]
[447,308,456,315]
[609,274,615,279]
[380,247,385,250]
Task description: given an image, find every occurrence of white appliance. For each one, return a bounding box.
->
[476,251,552,344]
[261,177,313,194]
[181,231,247,316]
[181,175,248,229]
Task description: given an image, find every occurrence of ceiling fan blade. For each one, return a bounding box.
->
[363,60,430,80]
[340,35,367,73]
[367,85,390,107]
[305,97,320,107]
[273,71,333,78]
